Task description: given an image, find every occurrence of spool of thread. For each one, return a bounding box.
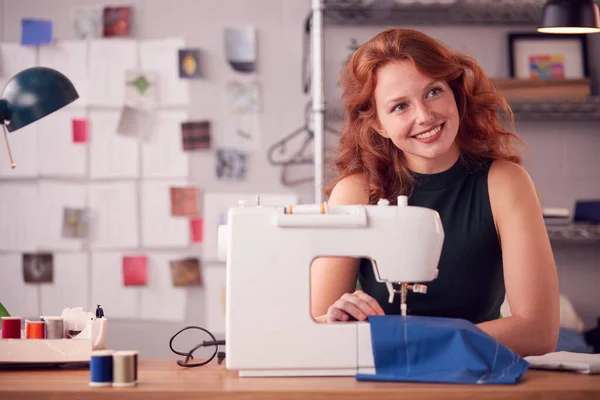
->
[1,316,22,339]
[112,351,138,387]
[44,317,64,339]
[90,350,114,387]
[25,320,45,339]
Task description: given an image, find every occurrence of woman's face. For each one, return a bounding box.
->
[373,60,460,173]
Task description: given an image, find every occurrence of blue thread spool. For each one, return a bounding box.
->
[89,350,114,387]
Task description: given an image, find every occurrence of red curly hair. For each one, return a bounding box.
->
[326,28,525,203]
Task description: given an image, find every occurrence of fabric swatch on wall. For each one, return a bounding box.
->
[23,253,54,283]
[169,258,202,287]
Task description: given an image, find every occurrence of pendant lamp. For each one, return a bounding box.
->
[538,0,600,34]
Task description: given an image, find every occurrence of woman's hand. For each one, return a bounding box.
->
[315,290,385,323]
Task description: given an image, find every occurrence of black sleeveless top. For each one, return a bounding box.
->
[358,157,505,324]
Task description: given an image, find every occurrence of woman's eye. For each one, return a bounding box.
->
[428,86,443,97]
[393,103,407,112]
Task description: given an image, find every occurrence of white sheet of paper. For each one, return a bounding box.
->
[139,252,187,322]
[0,254,39,318]
[140,181,190,248]
[38,41,88,107]
[88,39,137,106]
[91,252,139,319]
[37,181,87,251]
[0,183,38,252]
[0,122,38,178]
[0,43,37,93]
[219,113,261,152]
[88,182,138,249]
[39,252,88,316]
[139,38,190,107]
[89,110,139,179]
[37,106,87,177]
[204,264,226,334]
[141,110,189,178]
[203,192,298,261]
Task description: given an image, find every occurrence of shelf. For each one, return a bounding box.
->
[546,223,600,244]
[323,0,545,26]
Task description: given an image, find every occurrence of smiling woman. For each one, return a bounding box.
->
[310,28,560,358]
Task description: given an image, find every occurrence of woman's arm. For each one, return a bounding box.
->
[478,160,560,356]
[310,174,372,319]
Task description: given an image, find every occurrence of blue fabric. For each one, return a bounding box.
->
[356,315,529,384]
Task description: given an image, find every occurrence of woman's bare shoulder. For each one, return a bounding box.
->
[328,174,370,206]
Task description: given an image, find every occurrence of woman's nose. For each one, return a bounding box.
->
[415,102,435,125]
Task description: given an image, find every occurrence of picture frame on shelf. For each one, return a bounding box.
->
[508,32,589,80]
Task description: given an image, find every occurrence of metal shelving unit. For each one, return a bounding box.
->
[510,97,600,120]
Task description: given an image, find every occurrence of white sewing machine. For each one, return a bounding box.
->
[217,195,444,377]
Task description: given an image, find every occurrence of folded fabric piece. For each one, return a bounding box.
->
[525,351,600,374]
[356,315,529,384]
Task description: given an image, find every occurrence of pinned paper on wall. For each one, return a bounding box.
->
[122,255,148,286]
[74,6,103,39]
[216,148,247,181]
[39,253,89,316]
[170,258,202,287]
[190,217,203,243]
[88,182,139,249]
[0,184,39,252]
[62,207,92,239]
[141,110,189,178]
[38,180,87,250]
[204,265,226,334]
[72,118,88,143]
[140,38,190,107]
[91,252,140,319]
[36,108,86,177]
[224,26,257,73]
[125,70,157,110]
[103,6,131,37]
[170,186,198,217]
[140,181,190,248]
[203,192,299,261]
[225,80,261,113]
[23,253,54,284]
[0,43,37,95]
[88,40,137,107]
[219,114,261,152]
[38,41,88,106]
[178,49,201,79]
[21,18,53,46]
[90,110,139,179]
[140,253,187,321]
[116,105,151,138]
[182,121,211,151]
[0,255,39,318]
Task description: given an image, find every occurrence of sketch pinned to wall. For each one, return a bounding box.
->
[125,70,157,109]
[122,255,148,286]
[74,6,103,39]
[23,253,54,284]
[141,110,189,178]
[88,40,137,107]
[21,18,53,46]
[169,258,202,287]
[204,265,226,334]
[116,105,151,138]
[216,148,247,181]
[181,121,211,151]
[103,6,131,37]
[62,207,92,239]
[170,186,198,217]
[72,118,88,143]
[178,49,201,78]
[225,80,260,113]
[0,184,38,252]
[190,217,203,243]
[224,26,257,73]
[220,114,261,152]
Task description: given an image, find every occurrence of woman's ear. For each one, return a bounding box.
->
[373,121,389,138]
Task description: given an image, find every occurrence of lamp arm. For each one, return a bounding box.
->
[0,99,10,124]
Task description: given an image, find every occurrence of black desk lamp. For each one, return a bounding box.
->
[0,67,79,168]
[538,0,600,34]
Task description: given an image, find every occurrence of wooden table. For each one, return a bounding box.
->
[1,359,599,399]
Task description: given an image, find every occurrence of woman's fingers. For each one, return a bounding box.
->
[354,290,385,315]
[326,306,350,323]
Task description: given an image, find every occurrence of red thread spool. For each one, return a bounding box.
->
[1,317,22,339]
[25,320,45,339]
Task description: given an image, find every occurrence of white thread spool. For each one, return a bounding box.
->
[44,317,64,339]
[112,351,138,387]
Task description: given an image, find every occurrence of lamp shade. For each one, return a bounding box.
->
[0,67,79,132]
[538,0,600,34]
